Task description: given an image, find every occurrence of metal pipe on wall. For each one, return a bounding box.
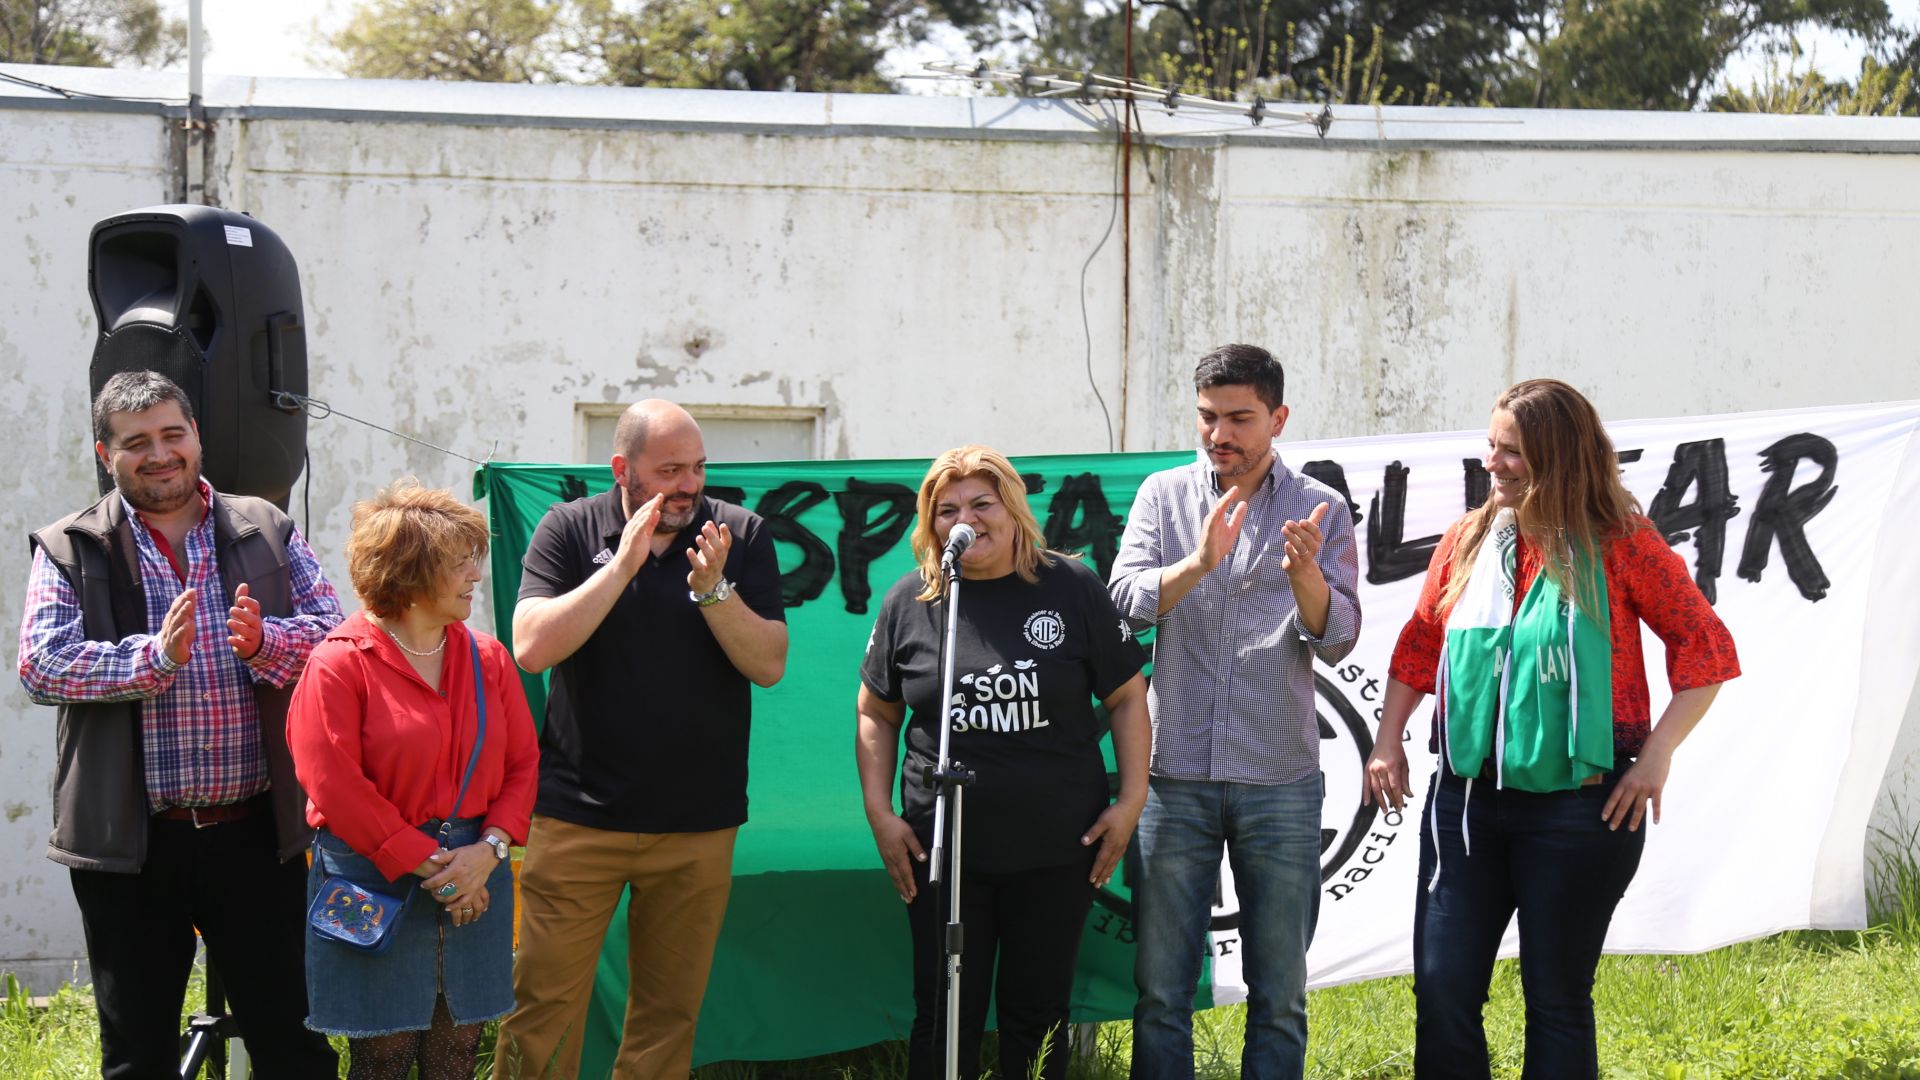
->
[1119,0,1133,450]
[186,0,205,204]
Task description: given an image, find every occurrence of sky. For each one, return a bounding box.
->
[159,0,1920,96]
[159,0,344,79]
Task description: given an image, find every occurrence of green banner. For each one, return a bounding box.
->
[477,452,1209,1072]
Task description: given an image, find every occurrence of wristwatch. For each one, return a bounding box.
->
[483,834,510,862]
[690,578,734,607]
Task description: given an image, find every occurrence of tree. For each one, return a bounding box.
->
[323,0,567,83]
[987,0,1527,103]
[1526,0,1892,110]
[1712,37,1916,115]
[990,0,1898,110]
[324,0,997,91]
[318,0,1910,105]
[580,0,917,92]
[0,0,187,67]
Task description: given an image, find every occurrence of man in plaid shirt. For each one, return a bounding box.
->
[18,371,341,1078]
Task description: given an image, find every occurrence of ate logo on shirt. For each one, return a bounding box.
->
[1022,609,1065,650]
[948,661,1048,733]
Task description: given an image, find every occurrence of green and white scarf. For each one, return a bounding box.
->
[1438,507,1615,793]
[1427,508,1617,893]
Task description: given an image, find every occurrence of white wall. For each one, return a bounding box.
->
[3,67,1918,988]
[1,102,177,990]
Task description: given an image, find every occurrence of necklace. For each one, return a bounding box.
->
[379,622,447,657]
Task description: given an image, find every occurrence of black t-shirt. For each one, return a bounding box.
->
[860,556,1146,873]
[518,487,785,833]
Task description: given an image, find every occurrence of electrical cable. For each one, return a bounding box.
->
[1080,100,1122,453]
[0,70,190,104]
[272,391,491,466]
[302,447,312,539]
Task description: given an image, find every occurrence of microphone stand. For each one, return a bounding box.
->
[926,550,974,1080]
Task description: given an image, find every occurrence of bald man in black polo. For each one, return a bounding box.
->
[493,400,788,1080]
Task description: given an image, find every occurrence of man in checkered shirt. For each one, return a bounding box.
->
[1108,344,1362,1080]
[18,371,341,1078]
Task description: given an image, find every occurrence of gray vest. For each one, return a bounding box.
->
[28,490,312,872]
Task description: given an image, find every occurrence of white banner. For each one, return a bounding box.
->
[1193,400,1920,999]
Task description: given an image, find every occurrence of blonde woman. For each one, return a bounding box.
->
[1368,381,1740,1079]
[856,445,1150,1080]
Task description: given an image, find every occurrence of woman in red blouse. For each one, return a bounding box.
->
[1366,380,1738,1080]
[288,481,538,1079]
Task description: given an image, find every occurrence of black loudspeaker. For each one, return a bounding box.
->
[88,205,308,507]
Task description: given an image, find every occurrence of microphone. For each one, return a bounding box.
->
[940,523,977,569]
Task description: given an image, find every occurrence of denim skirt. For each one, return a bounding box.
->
[304,818,515,1036]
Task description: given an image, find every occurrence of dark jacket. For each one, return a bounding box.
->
[28,489,314,872]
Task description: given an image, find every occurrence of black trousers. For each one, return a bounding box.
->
[905,853,1095,1080]
[68,810,338,1080]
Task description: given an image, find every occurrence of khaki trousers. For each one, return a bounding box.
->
[492,815,737,1080]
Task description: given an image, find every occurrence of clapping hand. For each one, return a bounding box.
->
[1195,489,1248,573]
[687,520,733,597]
[161,588,197,667]
[613,494,664,578]
[1281,502,1330,581]
[226,583,263,660]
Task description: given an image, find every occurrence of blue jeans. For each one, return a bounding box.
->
[1130,774,1323,1080]
[1413,771,1645,1080]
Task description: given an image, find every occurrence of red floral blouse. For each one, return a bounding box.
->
[1388,515,1741,758]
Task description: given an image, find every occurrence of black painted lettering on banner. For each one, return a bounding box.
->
[1738,433,1838,601]
[534,427,1845,621]
[754,481,835,608]
[1646,440,1740,605]
[834,479,918,615]
[1043,473,1123,579]
[1301,460,1363,526]
[1367,461,1440,585]
[1462,458,1490,511]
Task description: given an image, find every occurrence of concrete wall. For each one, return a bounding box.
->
[2,101,178,989]
[4,66,1918,989]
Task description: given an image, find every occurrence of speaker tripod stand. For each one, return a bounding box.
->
[179,959,248,1080]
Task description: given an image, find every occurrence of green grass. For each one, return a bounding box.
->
[3,934,1914,1079]
[694,831,1920,1080]
[6,844,1918,1079]
[0,966,504,1079]
[679,925,1920,1080]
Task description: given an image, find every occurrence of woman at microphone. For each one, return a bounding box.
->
[856,445,1150,1080]
[1365,379,1739,1079]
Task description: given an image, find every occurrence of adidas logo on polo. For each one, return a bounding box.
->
[591,548,614,565]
